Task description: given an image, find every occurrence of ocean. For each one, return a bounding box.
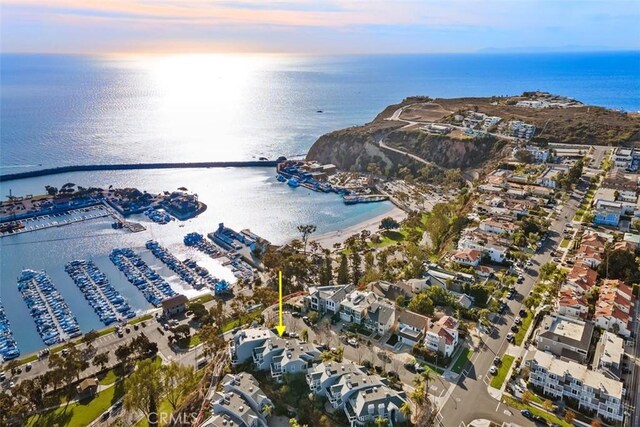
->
[1,51,639,355]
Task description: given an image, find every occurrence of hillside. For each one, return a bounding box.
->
[306,93,640,176]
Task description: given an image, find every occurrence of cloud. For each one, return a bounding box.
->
[2,0,639,54]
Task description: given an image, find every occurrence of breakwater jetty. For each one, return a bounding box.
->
[0,160,283,182]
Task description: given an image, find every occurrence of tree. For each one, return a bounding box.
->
[83,329,99,349]
[379,217,400,231]
[542,399,554,412]
[124,358,162,427]
[93,352,110,371]
[598,248,640,283]
[200,323,224,357]
[521,390,533,404]
[44,185,58,196]
[399,401,412,421]
[350,250,362,285]
[514,150,535,164]
[564,410,576,423]
[590,418,602,427]
[173,324,191,341]
[115,343,133,369]
[408,293,434,316]
[297,224,317,255]
[262,404,273,418]
[301,328,309,343]
[161,362,197,410]
[375,416,390,427]
[188,302,208,321]
[337,254,349,284]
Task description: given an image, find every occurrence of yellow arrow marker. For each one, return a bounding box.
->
[275,271,286,337]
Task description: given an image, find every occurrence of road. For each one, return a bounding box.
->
[437,177,588,426]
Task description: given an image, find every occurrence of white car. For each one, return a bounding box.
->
[347,338,359,347]
[489,366,498,375]
[514,317,522,325]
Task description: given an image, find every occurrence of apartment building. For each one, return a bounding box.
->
[526,350,625,422]
[344,386,409,427]
[306,361,366,396]
[204,373,272,427]
[536,313,594,363]
[252,337,321,380]
[229,328,275,366]
[594,279,635,338]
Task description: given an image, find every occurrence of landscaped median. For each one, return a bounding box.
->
[502,395,571,427]
[489,354,514,389]
[514,310,533,345]
[451,347,474,374]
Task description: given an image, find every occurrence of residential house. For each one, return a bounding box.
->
[479,219,518,236]
[575,244,603,269]
[556,288,589,319]
[564,263,598,294]
[593,332,624,377]
[613,147,634,169]
[536,313,594,363]
[344,386,408,427]
[339,291,377,325]
[229,328,275,366]
[306,361,366,396]
[537,166,563,188]
[425,315,459,358]
[306,284,352,314]
[458,230,509,263]
[450,249,481,267]
[203,373,273,427]
[395,309,430,346]
[525,146,550,163]
[252,337,321,380]
[367,281,413,302]
[526,350,624,422]
[327,371,385,409]
[363,301,396,335]
[594,280,635,338]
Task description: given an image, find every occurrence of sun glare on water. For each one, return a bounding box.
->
[121,54,278,160]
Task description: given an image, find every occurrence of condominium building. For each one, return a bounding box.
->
[536,313,594,363]
[203,373,272,427]
[526,350,625,422]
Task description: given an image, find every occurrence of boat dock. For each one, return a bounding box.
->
[1,204,113,237]
[65,260,135,325]
[146,239,221,290]
[109,248,177,307]
[0,299,20,361]
[17,270,81,346]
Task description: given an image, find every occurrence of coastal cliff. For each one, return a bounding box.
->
[307,93,640,175]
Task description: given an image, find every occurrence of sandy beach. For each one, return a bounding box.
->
[311,205,408,249]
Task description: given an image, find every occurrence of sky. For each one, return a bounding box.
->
[1,0,639,54]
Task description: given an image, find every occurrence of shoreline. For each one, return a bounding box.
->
[311,205,407,249]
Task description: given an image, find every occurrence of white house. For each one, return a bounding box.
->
[395,309,430,346]
[450,249,481,267]
[306,284,352,314]
[425,316,459,357]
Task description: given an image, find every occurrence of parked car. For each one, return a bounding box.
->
[521,410,534,420]
[347,338,358,347]
[511,324,519,332]
[291,312,301,318]
[489,366,498,375]
[404,363,416,373]
[514,317,522,325]
[506,332,515,342]
[493,356,501,366]
[519,309,527,317]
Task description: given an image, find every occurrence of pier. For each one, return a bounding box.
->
[17,270,81,346]
[109,248,178,307]
[0,160,283,182]
[65,260,135,325]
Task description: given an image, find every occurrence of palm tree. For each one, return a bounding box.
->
[400,402,412,420]
[374,415,389,427]
[262,404,273,418]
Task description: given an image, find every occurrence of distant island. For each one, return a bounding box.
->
[307,92,640,180]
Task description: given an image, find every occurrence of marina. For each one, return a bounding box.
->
[65,260,136,325]
[17,270,82,346]
[0,299,20,361]
[145,239,221,291]
[109,248,178,307]
[185,231,255,283]
[1,204,113,237]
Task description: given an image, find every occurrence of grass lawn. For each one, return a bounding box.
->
[135,399,173,427]
[489,355,514,389]
[502,395,571,427]
[370,230,407,248]
[514,310,533,345]
[560,238,570,248]
[222,311,262,332]
[176,333,202,349]
[190,294,214,305]
[128,313,153,326]
[98,369,119,386]
[423,363,445,375]
[28,381,125,427]
[451,348,474,374]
